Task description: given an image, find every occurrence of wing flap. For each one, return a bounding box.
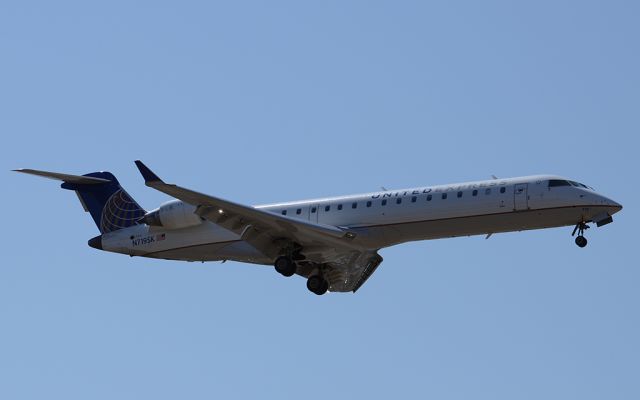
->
[322,252,383,293]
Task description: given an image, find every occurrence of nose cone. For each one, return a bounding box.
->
[88,235,103,250]
[600,195,623,214]
[607,198,623,213]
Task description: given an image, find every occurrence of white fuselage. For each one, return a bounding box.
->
[100,175,622,264]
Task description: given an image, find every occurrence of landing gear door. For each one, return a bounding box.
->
[514,183,528,211]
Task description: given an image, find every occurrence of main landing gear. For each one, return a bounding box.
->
[306,274,329,296]
[572,222,589,248]
[273,255,329,295]
[274,256,297,277]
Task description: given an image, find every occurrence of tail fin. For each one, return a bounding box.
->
[14,168,146,233]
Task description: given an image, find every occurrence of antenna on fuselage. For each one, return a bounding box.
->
[491,175,498,180]
[380,186,388,191]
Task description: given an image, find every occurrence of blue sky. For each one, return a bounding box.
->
[1,1,638,399]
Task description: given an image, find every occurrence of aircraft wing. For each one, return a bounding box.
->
[135,161,359,247]
[134,161,382,292]
[134,161,356,242]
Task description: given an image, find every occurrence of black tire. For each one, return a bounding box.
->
[274,256,296,277]
[306,275,328,295]
[320,279,329,294]
[575,236,588,248]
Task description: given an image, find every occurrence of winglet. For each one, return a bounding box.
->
[134,160,163,184]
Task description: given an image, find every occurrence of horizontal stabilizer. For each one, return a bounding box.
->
[13,168,111,184]
[15,168,145,233]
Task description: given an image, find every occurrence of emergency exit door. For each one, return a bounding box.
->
[514,183,528,210]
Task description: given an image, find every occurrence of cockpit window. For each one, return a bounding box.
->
[548,179,593,190]
[548,180,572,187]
[569,181,593,190]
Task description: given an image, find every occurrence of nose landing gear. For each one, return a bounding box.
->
[572,222,589,248]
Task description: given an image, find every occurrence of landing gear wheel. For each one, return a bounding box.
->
[575,236,588,248]
[571,222,590,248]
[274,256,297,277]
[306,275,329,295]
[320,279,329,294]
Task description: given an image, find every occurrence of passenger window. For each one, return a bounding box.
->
[296,208,301,215]
[500,187,506,194]
[485,188,491,195]
[442,193,447,200]
[457,191,462,198]
[395,198,401,204]
[411,196,417,203]
[381,199,387,206]
[352,202,357,209]
[281,210,287,215]
[427,195,432,201]
[311,207,317,213]
[472,190,478,196]
[337,204,343,210]
[325,205,330,212]
[366,201,372,207]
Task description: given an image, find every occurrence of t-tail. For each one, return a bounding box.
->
[13,168,146,234]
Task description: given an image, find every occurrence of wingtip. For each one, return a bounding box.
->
[134,160,162,183]
[12,168,33,174]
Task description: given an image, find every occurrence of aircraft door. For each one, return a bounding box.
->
[514,183,528,210]
[309,204,319,223]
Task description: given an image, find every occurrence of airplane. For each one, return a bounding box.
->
[14,161,622,295]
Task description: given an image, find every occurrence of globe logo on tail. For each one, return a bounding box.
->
[99,189,146,233]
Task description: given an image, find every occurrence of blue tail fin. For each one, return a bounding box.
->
[60,172,146,233]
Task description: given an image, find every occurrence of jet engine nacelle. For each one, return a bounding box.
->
[141,200,203,230]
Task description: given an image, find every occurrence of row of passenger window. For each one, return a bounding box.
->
[281,186,508,215]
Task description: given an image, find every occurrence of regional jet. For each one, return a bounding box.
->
[14,161,622,295]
